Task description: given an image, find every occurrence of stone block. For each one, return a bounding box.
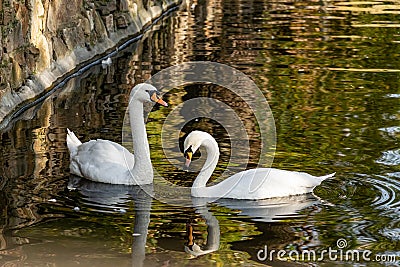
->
[96,0,117,15]
[119,0,130,11]
[116,14,129,29]
[93,9,108,40]
[104,14,114,33]
[11,59,23,88]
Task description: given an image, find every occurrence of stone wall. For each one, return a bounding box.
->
[0,0,181,123]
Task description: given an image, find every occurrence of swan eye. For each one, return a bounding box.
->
[147,89,157,98]
[184,146,193,168]
[184,145,193,157]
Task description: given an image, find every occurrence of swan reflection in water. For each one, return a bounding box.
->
[68,176,152,267]
[184,204,220,258]
[184,194,323,258]
[215,193,324,223]
[68,176,325,263]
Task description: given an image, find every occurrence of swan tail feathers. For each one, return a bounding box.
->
[66,128,82,155]
[318,172,336,181]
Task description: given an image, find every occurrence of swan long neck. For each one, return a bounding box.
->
[193,137,219,188]
[197,206,220,251]
[129,98,152,175]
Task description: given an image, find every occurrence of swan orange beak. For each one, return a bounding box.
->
[185,152,193,167]
[151,92,168,106]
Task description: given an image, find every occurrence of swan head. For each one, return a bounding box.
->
[183,131,213,167]
[130,83,168,106]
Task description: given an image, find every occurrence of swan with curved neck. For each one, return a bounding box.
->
[66,83,167,185]
[183,131,335,199]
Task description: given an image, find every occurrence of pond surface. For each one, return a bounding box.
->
[1,0,400,266]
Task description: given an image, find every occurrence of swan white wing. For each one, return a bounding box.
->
[70,139,135,184]
[203,168,331,199]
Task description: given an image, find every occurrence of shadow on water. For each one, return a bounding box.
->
[1,0,400,265]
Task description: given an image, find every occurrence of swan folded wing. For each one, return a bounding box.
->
[71,139,135,184]
[212,168,326,199]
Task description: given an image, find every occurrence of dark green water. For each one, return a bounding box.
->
[1,0,400,266]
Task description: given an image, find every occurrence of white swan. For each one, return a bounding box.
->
[66,83,167,185]
[183,131,335,199]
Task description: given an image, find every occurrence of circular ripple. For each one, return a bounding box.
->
[332,174,400,243]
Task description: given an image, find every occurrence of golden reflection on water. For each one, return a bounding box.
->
[329,67,400,71]
[330,0,400,14]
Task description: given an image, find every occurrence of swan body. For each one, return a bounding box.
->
[67,83,167,185]
[184,131,335,199]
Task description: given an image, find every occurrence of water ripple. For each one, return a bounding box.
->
[364,175,400,211]
[376,149,400,166]
[381,227,400,241]
[385,93,400,98]
[66,176,152,214]
[342,174,400,243]
[379,126,400,136]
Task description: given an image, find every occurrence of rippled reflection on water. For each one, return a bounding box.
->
[1,0,400,265]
